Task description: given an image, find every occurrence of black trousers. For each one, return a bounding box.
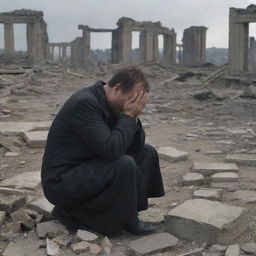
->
[43,144,165,234]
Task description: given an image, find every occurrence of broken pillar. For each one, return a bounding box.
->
[140,30,158,63]
[163,32,176,64]
[182,26,207,66]
[4,22,14,54]
[249,37,256,71]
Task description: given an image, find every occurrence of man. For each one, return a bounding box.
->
[41,67,165,235]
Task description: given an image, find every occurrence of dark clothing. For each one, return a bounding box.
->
[41,81,164,234]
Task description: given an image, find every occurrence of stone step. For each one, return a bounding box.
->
[165,199,247,245]
[211,172,239,183]
[225,154,256,167]
[158,146,189,162]
[22,131,48,148]
[192,188,224,201]
[192,162,239,176]
[231,190,256,203]
[182,173,205,186]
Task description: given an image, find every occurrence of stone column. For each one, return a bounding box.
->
[82,29,91,59]
[228,8,249,74]
[111,28,132,64]
[163,33,176,64]
[140,30,158,63]
[62,45,67,61]
[4,22,15,54]
[249,37,256,71]
[183,26,207,66]
[51,46,55,60]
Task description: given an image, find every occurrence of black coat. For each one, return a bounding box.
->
[41,81,164,234]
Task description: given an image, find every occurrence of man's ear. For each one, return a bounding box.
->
[114,83,122,94]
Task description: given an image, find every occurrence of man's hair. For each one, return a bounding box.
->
[108,66,149,93]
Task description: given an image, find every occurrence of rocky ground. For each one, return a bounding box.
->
[0,62,256,255]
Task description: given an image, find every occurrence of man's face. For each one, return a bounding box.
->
[108,82,145,115]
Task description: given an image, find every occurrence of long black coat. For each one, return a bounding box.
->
[41,81,164,234]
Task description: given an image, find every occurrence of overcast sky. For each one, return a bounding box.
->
[0,0,255,51]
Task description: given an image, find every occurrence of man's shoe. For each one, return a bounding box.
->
[125,220,156,235]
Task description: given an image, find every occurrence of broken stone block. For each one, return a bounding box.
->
[211,182,239,192]
[0,211,6,228]
[241,242,256,254]
[129,232,179,255]
[27,196,54,219]
[210,244,227,253]
[226,154,256,167]
[193,188,223,201]
[72,241,90,254]
[192,162,239,176]
[211,172,239,183]
[0,194,26,213]
[76,229,98,242]
[0,186,26,196]
[36,220,69,238]
[165,199,247,244]
[139,207,165,223]
[158,146,189,162]
[52,234,72,247]
[231,190,256,203]
[0,121,51,136]
[100,236,112,254]
[225,244,239,256]
[182,173,204,186]
[46,238,61,256]
[22,131,48,148]
[89,243,102,255]
[0,171,41,190]
[11,208,35,230]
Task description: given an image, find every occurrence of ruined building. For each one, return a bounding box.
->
[0,9,49,63]
[228,5,256,74]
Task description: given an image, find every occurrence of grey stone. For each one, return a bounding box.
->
[52,234,72,247]
[0,194,26,213]
[22,131,48,148]
[11,208,35,230]
[192,162,239,176]
[129,232,179,255]
[0,121,51,136]
[72,241,90,254]
[182,173,205,186]
[0,210,6,228]
[202,253,218,256]
[165,199,247,244]
[158,146,189,162]
[4,152,20,157]
[211,172,239,182]
[241,242,256,254]
[47,238,61,256]
[139,207,165,223]
[36,220,69,238]
[225,244,239,256]
[88,243,101,255]
[27,196,54,219]
[0,187,26,196]
[76,229,98,242]
[100,236,112,254]
[0,171,41,190]
[210,244,227,253]
[193,188,223,201]
[211,182,239,191]
[231,190,256,203]
[3,233,45,256]
[226,154,256,166]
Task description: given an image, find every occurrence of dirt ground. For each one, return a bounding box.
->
[0,62,256,255]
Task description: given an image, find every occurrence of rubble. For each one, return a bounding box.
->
[158,146,189,162]
[36,220,69,238]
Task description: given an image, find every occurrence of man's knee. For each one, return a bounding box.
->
[143,144,158,156]
[116,155,137,170]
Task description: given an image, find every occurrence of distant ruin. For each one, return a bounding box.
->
[0,9,48,63]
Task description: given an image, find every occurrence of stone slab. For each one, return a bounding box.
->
[225,244,240,256]
[36,220,69,238]
[211,182,239,192]
[231,190,256,203]
[0,187,27,196]
[241,242,256,254]
[0,121,51,136]
[192,162,239,176]
[129,232,179,255]
[0,171,41,190]
[22,131,48,148]
[138,208,165,223]
[27,196,54,219]
[225,154,256,167]
[165,199,247,245]
[193,188,223,201]
[182,173,204,186]
[76,230,98,242]
[211,172,239,182]
[3,233,45,256]
[0,194,26,213]
[158,146,189,162]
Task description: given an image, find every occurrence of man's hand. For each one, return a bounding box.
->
[123,90,148,119]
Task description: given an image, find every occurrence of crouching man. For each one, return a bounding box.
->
[41,67,165,235]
